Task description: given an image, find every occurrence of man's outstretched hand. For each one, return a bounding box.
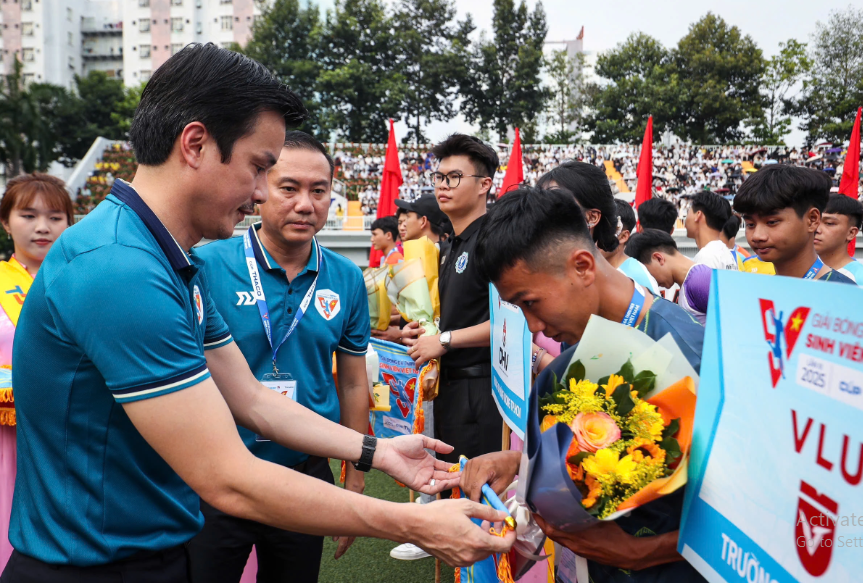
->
[460,451,522,502]
[374,435,460,494]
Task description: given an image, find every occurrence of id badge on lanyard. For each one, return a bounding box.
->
[256,372,298,442]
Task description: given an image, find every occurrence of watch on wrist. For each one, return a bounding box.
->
[353,435,377,472]
[439,330,452,351]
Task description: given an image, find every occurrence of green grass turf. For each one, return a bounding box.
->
[319,460,455,583]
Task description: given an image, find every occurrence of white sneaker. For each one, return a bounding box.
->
[390,543,432,560]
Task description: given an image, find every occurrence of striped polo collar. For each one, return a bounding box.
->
[110,179,194,272]
[248,222,320,274]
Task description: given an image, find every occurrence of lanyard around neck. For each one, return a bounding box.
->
[621,283,646,328]
[243,227,322,373]
[803,256,824,280]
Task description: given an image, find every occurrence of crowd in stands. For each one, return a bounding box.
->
[73,141,859,223]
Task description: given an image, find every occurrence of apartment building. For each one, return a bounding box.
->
[122,0,266,86]
[0,0,266,88]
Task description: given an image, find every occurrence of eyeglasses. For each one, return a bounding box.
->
[430,171,489,188]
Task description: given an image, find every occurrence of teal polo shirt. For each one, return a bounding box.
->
[9,180,233,566]
[197,224,369,468]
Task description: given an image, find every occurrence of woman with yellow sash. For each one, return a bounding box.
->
[0,173,73,570]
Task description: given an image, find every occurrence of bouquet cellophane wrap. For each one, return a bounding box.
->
[525,315,699,532]
[386,238,441,402]
[364,266,391,331]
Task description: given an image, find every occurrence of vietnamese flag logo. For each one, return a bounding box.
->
[796,480,838,577]
[759,299,811,387]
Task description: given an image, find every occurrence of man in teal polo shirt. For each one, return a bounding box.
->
[1,44,513,583]
[191,132,370,582]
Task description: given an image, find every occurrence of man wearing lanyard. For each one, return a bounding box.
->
[405,134,502,468]
[732,165,855,284]
[191,132,369,581]
[461,187,708,583]
[2,44,513,583]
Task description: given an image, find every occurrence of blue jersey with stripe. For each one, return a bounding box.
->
[196,225,370,468]
[9,180,232,566]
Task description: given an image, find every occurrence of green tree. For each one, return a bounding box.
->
[585,33,675,144]
[544,50,590,143]
[318,0,406,142]
[0,59,64,177]
[459,0,548,141]
[747,39,811,144]
[796,6,863,144]
[393,0,472,144]
[672,13,765,143]
[241,0,328,137]
[111,82,145,136]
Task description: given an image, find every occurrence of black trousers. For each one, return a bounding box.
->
[187,456,334,583]
[0,545,189,583]
[433,374,503,466]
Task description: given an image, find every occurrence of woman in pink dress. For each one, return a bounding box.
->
[0,173,73,570]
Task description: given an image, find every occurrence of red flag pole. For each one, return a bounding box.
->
[370,119,404,267]
[838,107,861,257]
[499,128,524,197]
[634,116,653,211]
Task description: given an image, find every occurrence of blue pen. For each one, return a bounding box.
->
[459,456,516,529]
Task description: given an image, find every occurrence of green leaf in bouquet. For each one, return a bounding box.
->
[595,386,606,398]
[597,375,610,387]
[586,495,611,517]
[662,418,680,440]
[551,371,567,394]
[565,360,586,384]
[617,360,635,383]
[620,428,635,440]
[631,370,657,398]
[659,436,682,465]
[611,383,636,416]
[567,451,590,466]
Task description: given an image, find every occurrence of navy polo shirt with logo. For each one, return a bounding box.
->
[196,223,369,468]
[9,180,233,566]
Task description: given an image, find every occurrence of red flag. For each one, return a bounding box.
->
[839,107,861,257]
[498,127,523,197]
[370,119,403,267]
[635,116,653,210]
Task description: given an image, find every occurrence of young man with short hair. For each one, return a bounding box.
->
[370,216,403,266]
[637,197,678,234]
[626,229,711,324]
[814,194,863,285]
[191,132,370,581]
[604,199,660,295]
[2,44,512,582]
[395,194,450,244]
[463,187,706,583]
[685,192,738,270]
[734,165,855,284]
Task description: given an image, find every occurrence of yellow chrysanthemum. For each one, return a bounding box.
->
[582,448,637,484]
[602,374,625,394]
[569,378,599,397]
[629,400,665,440]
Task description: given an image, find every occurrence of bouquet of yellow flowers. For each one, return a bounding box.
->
[539,359,689,520]
[525,315,697,532]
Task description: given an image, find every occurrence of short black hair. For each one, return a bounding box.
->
[638,198,678,234]
[431,134,499,179]
[536,161,620,253]
[130,43,307,166]
[690,191,732,231]
[625,229,679,265]
[614,199,636,233]
[475,186,595,283]
[722,214,742,240]
[733,165,832,218]
[283,131,334,179]
[371,216,399,241]
[823,194,863,230]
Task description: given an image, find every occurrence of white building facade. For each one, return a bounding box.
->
[1,0,265,88]
[122,0,266,87]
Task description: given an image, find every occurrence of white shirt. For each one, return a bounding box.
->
[693,239,738,271]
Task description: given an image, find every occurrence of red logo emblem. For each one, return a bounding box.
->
[502,319,507,348]
[796,481,838,577]
[759,299,811,387]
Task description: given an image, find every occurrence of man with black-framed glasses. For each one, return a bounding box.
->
[403,132,503,506]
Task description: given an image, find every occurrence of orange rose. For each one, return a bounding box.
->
[570,412,621,452]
